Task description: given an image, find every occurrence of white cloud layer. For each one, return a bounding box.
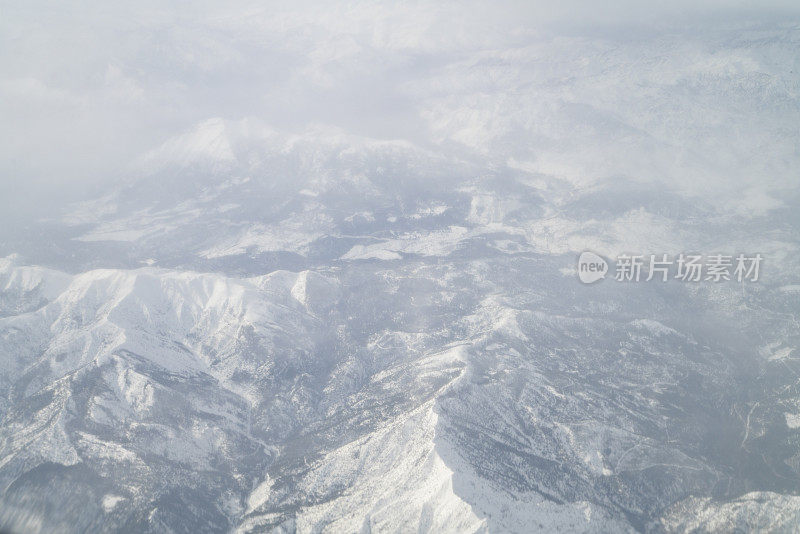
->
[1,0,799,213]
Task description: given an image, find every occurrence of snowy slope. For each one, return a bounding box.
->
[2,5,800,534]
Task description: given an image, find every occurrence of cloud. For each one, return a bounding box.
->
[1,0,798,209]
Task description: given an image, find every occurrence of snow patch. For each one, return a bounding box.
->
[102,495,125,513]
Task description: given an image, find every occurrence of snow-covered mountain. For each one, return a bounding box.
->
[1,228,799,532]
[2,2,800,533]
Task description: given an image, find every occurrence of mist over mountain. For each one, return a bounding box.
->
[1,2,800,533]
